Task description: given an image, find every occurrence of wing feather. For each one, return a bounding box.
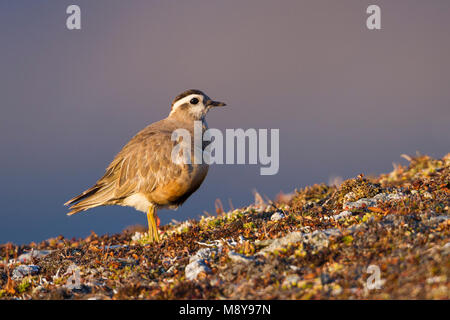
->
[65,120,184,214]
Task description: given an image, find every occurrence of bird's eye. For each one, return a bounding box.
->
[190,98,199,105]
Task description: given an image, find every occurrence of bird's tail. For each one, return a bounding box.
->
[64,183,114,215]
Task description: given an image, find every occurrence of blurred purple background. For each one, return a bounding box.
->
[1,0,449,244]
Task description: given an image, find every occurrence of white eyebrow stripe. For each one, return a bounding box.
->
[172,94,201,111]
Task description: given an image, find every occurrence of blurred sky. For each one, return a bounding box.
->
[0,0,449,244]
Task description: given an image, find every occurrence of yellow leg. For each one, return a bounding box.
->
[147,205,160,242]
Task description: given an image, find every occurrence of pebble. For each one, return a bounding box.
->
[185,248,216,280]
[343,192,405,210]
[228,251,254,264]
[441,242,450,255]
[257,231,303,255]
[17,250,52,263]
[426,276,445,284]
[343,198,377,210]
[373,193,405,202]
[282,274,301,288]
[104,244,128,250]
[429,215,449,224]
[12,265,40,280]
[131,232,145,241]
[422,192,433,199]
[258,228,341,255]
[333,211,352,220]
[270,211,286,221]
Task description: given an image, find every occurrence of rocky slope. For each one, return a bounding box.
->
[0,153,449,299]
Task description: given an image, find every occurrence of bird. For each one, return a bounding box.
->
[64,89,226,242]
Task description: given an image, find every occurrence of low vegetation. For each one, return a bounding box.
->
[0,153,448,299]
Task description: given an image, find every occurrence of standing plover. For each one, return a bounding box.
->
[65,89,226,242]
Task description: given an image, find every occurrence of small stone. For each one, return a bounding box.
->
[429,216,449,224]
[174,221,192,234]
[228,251,254,264]
[12,265,40,279]
[104,244,128,250]
[373,192,405,202]
[258,231,304,255]
[87,295,108,300]
[258,228,341,255]
[426,276,445,284]
[422,192,433,199]
[334,211,352,220]
[441,243,450,256]
[270,211,286,221]
[17,250,52,263]
[343,198,377,210]
[343,192,406,210]
[343,192,357,203]
[304,230,335,251]
[185,260,211,281]
[185,247,216,280]
[131,232,145,241]
[282,274,301,288]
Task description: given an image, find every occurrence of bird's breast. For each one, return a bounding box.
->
[148,162,209,207]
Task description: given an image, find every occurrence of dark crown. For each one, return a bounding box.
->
[171,89,205,107]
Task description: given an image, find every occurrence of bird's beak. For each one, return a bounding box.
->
[206,100,226,107]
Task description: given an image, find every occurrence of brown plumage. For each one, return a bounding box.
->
[65,89,226,242]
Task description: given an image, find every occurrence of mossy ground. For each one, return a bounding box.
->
[0,153,448,299]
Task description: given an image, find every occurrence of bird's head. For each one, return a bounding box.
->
[169,89,226,121]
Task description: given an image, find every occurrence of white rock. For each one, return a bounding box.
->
[426,276,445,284]
[175,221,192,234]
[185,248,216,280]
[192,248,215,261]
[343,192,405,210]
[343,198,377,210]
[258,228,341,255]
[422,192,433,199]
[442,242,450,255]
[282,274,301,288]
[303,230,331,250]
[429,215,449,224]
[343,192,357,203]
[131,232,145,241]
[270,211,286,221]
[18,250,52,263]
[333,211,352,220]
[258,231,304,255]
[228,251,254,264]
[373,192,405,202]
[185,260,211,281]
[104,244,128,250]
[12,265,40,279]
